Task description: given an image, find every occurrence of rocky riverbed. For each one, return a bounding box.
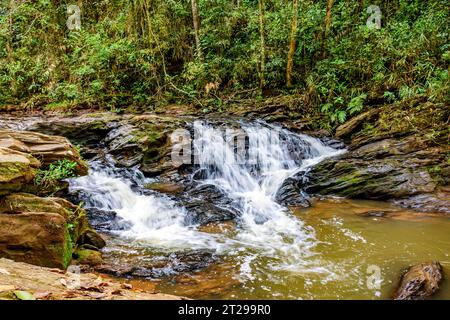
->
[0,102,448,300]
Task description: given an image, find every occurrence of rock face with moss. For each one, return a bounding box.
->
[103,114,192,176]
[0,193,105,269]
[305,101,449,210]
[0,147,40,195]
[306,136,440,198]
[0,130,104,269]
[1,113,192,177]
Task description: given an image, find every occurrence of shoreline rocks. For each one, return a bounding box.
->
[0,130,104,269]
[304,102,449,213]
[0,130,88,175]
[0,258,184,300]
[0,193,105,269]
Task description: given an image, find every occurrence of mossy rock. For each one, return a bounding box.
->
[0,211,72,269]
[105,115,189,175]
[73,247,103,266]
[0,147,40,196]
[0,193,105,269]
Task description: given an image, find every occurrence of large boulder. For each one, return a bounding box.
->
[306,102,449,204]
[0,212,71,269]
[0,193,105,269]
[104,115,190,176]
[393,261,444,300]
[275,176,310,207]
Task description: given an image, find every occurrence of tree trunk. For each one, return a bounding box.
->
[257,0,266,91]
[324,0,334,39]
[191,0,203,62]
[286,0,299,88]
[7,0,14,58]
[7,0,16,97]
[320,0,334,59]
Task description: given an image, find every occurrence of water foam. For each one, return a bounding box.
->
[69,121,345,273]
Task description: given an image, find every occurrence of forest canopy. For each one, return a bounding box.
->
[0,0,448,126]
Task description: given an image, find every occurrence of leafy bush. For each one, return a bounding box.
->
[0,0,448,127]
[34,159,79,195]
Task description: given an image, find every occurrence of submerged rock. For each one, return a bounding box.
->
[394,261,444,300]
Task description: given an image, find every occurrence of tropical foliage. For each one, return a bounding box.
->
[0,0,448,125]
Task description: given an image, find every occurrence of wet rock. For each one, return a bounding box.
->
[0,193,105,269]
[184,184,238,225]
[103,115,190,176]
[145,182,184,195]
[393,187,450,214]
[77,230,106,249]
[305,136,441,199]
[357,210,393,218]
[85,208,130,232]
[104,124,143,167]
[275,176,310,207]
[96,251,217,279]
[185,201,237,225]
[394,261,443,300]
[320,137,346,150]
[192,168,209,180]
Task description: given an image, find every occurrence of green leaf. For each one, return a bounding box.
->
[14,291,36,300]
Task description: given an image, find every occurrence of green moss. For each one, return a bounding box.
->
[62,226,74,269]
[0,161,29,180]
[74,248,102,266]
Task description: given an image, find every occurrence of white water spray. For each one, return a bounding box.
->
[69,121,345,273]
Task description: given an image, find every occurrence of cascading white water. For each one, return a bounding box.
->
[191,121,345,269]
[69,121,345,275]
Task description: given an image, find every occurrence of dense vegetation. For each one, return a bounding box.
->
[0,0,448,127]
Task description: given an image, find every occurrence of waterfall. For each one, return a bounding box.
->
[69,121,345,274]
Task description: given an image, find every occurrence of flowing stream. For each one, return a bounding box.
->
[68,121,450,299]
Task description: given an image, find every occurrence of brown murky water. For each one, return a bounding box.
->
[125,198,450,300]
